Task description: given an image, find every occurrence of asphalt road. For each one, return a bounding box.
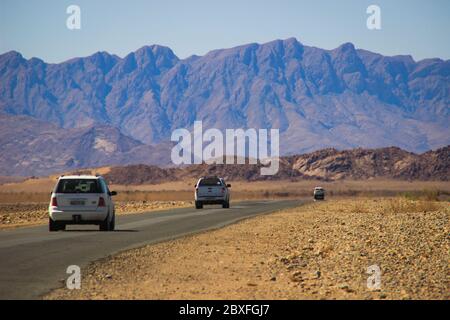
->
[0,200,302,299]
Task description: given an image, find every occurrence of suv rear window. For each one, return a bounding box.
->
[199,178,222,186]
[56,179,102,194]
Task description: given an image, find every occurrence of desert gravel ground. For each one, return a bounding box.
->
[0,201,193,229]
[46,198,449,300]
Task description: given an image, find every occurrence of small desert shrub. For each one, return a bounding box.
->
[401,189,440,201]
[420,189,440,201]
[382,198,440,214]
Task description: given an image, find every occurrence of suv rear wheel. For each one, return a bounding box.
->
[49,218,64,231]
[195,201,203,209]
[110,214,115,231]
[99,214,114,231]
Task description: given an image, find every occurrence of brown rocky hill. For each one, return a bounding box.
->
[103,146,449,184]
[0,114,173,176]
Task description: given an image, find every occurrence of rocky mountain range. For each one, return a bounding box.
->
[103,146,450,184]
[0,38,449,176]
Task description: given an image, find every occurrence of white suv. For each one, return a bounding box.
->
[313,187,325,201]
[49,175,117,231]
[195,176,231,209]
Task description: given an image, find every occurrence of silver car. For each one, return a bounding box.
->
[313,187,325,200]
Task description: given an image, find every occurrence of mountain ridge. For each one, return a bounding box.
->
[101,145,450,184]
[4,36,449,66]
[0,38,449,175]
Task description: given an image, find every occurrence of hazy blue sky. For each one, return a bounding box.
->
[1,0,449,63]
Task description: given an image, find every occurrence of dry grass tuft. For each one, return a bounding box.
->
[401,189,441,201]
[382,198,441,214]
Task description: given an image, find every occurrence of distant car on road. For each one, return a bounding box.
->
[49,175,117,231]
[195,176,231,209]
[313,187,325,200]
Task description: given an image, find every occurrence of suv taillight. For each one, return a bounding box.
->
[51,197,58,207]
[98,197,106,207]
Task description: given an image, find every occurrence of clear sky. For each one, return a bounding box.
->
[0,0,449,63]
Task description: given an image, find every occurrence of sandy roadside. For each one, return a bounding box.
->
[46,198,449,300]
[0,201,194,229]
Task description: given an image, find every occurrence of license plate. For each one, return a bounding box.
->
[70,200,85,205]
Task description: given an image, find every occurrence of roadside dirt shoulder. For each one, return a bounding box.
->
[46,198,449,300]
